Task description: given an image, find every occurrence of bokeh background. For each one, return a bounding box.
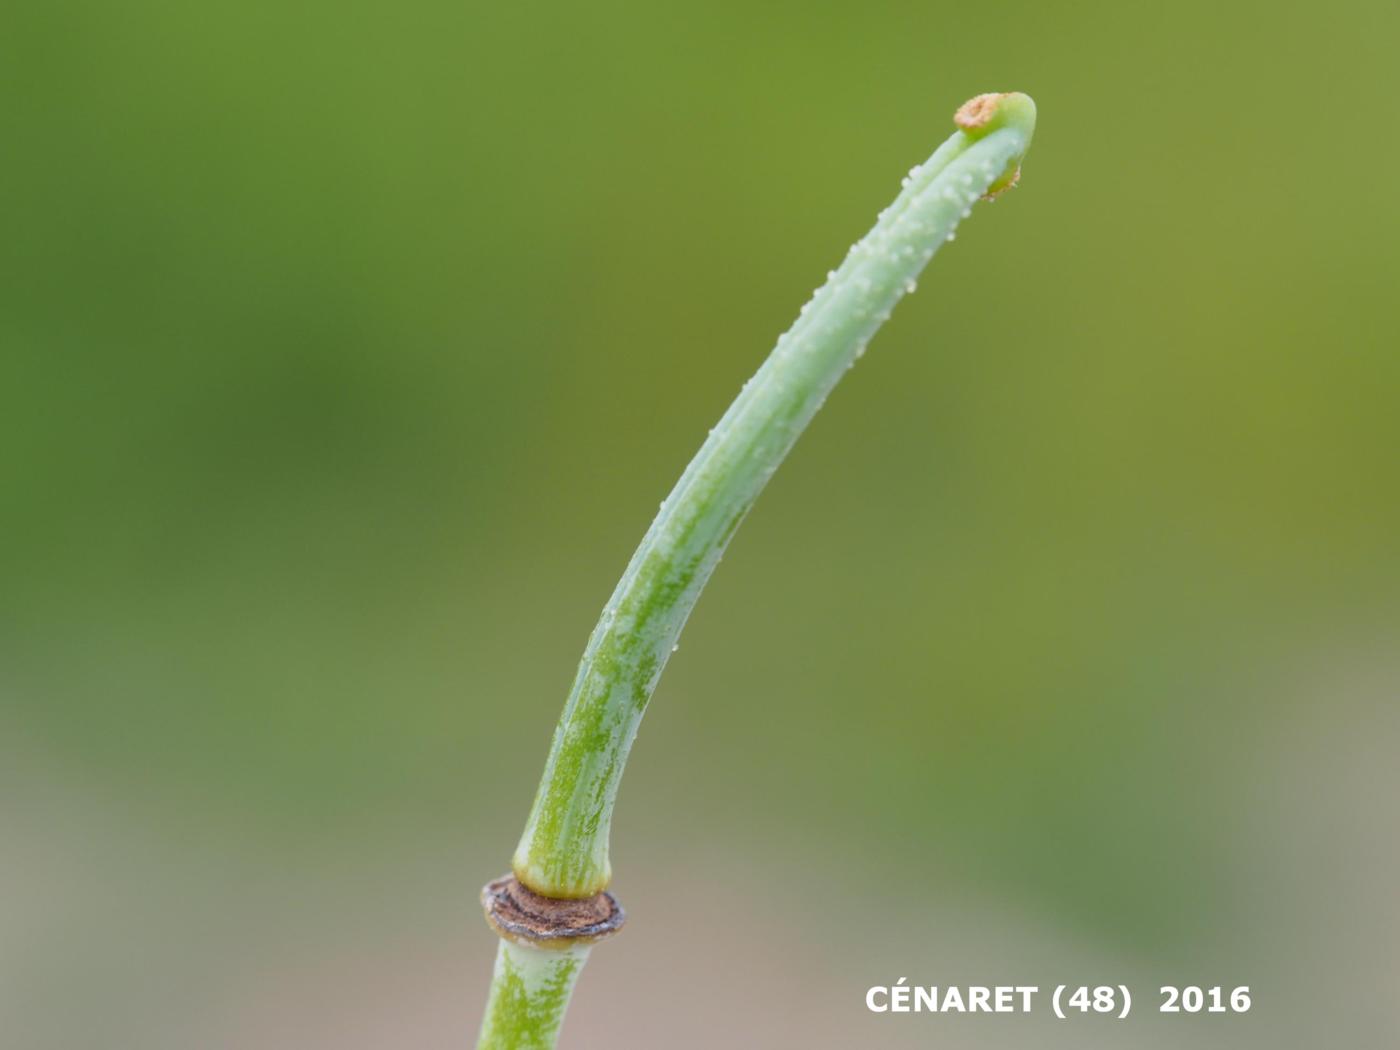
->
[4,1,1398,1046]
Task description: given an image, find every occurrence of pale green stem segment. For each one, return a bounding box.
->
[477,941,590,1050]
[514,93,1037,899]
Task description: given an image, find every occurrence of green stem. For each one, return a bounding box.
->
[476,941,590,1050]
[477,92,1036,1049]
[513,92,1036,899]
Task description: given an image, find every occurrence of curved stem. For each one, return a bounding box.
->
[513,93,1036,900]
[476,91,1037,1050]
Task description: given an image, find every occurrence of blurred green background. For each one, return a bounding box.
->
[4,1,1397,1047]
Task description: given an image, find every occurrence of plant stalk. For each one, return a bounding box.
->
[476,92,1036,1049]
[476,941,590,1050]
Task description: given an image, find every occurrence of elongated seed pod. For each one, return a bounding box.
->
[512,92,1037,900]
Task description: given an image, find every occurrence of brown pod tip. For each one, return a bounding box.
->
[954,92,1012,131]
[481,874,626,950]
